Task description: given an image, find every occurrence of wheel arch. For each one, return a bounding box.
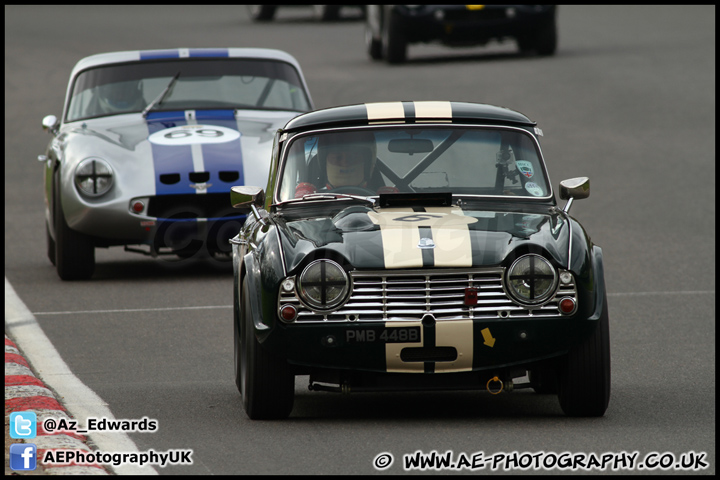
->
[588,245,608,322]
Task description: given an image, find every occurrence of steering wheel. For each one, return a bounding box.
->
[329,185,376,196]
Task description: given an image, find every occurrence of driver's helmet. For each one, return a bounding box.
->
[97,80,143,113]
[318,131,377,188]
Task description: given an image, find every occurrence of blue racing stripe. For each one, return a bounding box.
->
[146,111,195,195]
[140,49,181,60]
[188,48,229,57]
[194,110,244,194]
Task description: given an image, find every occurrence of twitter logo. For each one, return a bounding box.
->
[10,412,37,439]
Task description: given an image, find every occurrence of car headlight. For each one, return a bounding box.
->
[506,254,557,305]
[297,259,350,311]
[75,158,113,197]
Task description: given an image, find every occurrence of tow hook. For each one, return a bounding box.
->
[486,376,513,395]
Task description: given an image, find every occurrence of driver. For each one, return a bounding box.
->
[295,131,396,197]
[324,132,376,190]
[96,80,145,114]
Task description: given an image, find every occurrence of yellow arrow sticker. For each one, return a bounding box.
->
[481,327,495,347]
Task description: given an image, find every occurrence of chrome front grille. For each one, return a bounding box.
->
[279,268,577,323]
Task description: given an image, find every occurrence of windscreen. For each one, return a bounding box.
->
[66,58,312,121]
[278,126,550,201]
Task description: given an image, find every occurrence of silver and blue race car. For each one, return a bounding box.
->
[40,48,314,280]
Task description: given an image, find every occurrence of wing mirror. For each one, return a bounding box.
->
[42,115,59,135]
[231,186,265,223]
[558,177,589,213]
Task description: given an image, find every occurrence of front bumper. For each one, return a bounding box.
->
[262,315,597,376]
[65,191,245,253]
[396,5,556,45]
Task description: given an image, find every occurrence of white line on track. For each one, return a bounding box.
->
[608,290,714,297]
[29,291,714,317]
[33,305,232,316]
[5,277,158,475]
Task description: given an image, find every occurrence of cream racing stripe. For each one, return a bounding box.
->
[425,207,473,267]
[434,320,474,372]
[369,207,476,268]
[385,320,474,373]
[386,321,424,373]
[369,207,422,269]
[379,224,424,269]
[414,101,452,122]
[366,102,405,123]
[431,227,473,267]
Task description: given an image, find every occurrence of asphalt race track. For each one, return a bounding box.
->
[4,5,714,475]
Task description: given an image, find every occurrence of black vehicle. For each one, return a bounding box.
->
[365,5,557,63]
[230,101,609,419]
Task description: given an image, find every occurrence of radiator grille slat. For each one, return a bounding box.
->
[279,268,577,323]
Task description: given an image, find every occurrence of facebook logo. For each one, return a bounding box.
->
[10,443,37,471]
[10,412,37,439]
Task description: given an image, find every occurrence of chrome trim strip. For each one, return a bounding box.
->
[275,226,288,278]
[557,209,573,270]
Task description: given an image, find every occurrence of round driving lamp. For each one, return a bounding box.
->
[506,254,557,305]
[297,259,349,311]
[75,158,114,197]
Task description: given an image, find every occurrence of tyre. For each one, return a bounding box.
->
[54,182,95,280]
[365,23,383,60]
[517,19,557,56]
[239,278,295,419]
[247,5,276,22]
[46,223,56,266]
[314,5,340,22]
[534,19,557,56]
[382,10,407,64]
[557,294,611,416]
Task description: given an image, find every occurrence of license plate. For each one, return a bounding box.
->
[345,327,421,344]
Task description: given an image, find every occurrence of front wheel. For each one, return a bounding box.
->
[239,277,295,419]
[54,185,94,280]
[46,223,56,266]
[557,294,611,416]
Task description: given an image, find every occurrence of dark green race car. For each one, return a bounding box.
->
[230,101,609,419]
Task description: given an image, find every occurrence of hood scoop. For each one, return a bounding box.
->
[160,173,181,185]
[332,206,377,232]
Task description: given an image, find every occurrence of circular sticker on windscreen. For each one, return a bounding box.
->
[524,182,545,196]
[148,125,240,146]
